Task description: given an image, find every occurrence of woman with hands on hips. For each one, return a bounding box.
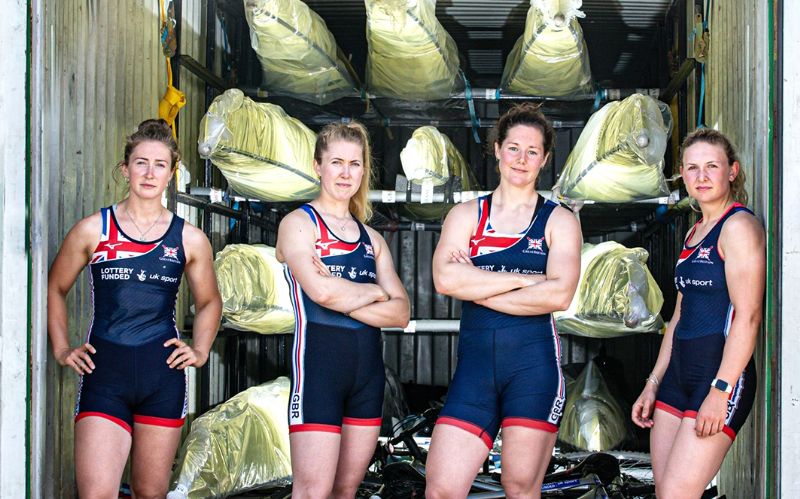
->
[631,129,765,498]
[425,103,582,499]
[276,121,410,499]
[47,119,221,499]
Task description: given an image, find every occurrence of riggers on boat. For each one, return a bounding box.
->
[214,244,295,335]
[198,89,320,202]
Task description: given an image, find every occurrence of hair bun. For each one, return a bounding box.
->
[137,118,171,133]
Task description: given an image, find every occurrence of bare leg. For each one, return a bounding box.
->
[330,424,381,498]
[129,422,183,499]
[500,426,558,499]
[650,408,682,484]
[290,431,342,499]
[656,418,732,499]
[75,417,132,499]
[425,424,491,499]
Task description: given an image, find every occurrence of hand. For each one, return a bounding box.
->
[164,338,209,369]
[312,255,332,277]
[56,343,97,375]
[695,389,729,437]
[631,384,658,428]
[448,250,473,265]
[372,284,390,302]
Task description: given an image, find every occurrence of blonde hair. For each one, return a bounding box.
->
[314,121,374,222]
[680,128,748,206]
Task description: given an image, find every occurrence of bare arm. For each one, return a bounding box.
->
[165,223,222,369]
[346,228,410,328]
[276,209,388,312]
[475,206,582,315]
[432,201,540,301]
[47,214,99,374]
[632,294,680,428]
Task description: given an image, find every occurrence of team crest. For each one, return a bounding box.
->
[527,237,543,251]
[364,244,374,258]
[696,246,713,260]
[159,244,181,263]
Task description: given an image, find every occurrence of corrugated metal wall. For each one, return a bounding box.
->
[41,0,208,495]
[704,0,770,496]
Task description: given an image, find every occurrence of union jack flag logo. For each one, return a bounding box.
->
[527,237,543,251]
[162,245,179,259]
[364,244,374,256]
[697,246,712,260]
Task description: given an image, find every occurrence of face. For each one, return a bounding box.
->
[495,124,549,187]
[122,140,174,200]
[680,141,739,204]
[314,140,365,202]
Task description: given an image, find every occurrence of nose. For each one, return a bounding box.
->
[342,164,351,177]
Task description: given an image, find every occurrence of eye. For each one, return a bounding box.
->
[527,150,538,157]
[508,146,518,152]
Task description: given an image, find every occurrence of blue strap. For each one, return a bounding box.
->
[697,62,706,128]
[460,70,481,144]
[593,85,605,112]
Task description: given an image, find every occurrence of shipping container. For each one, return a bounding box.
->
[0,0,790,497]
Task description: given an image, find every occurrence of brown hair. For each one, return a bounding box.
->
[114,119,180,183]
[680,128,748,206]
[489,102,556,157]
[314,121,374,222]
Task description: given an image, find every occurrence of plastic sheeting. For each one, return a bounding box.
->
[365,0,462,100]
[198,89,320,202]
[559,360,628,451]
[555,241,664,338]
[244,0,359,104]
[500,0,593,97]
[168,377,291,499]
[399,126,480,220]
[214,244,295,335]
[553,94,673,202]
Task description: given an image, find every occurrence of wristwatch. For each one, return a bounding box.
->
[710,378,733,394]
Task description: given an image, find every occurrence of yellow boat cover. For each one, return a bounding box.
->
[559,360,627,451]
[555,241,664,337]
[365,0,462,100]
[168,377,291,499]
[198,89,319,202]
[244,0,359,104]
[400,126,480,220]
[554,94,672,202]
[214,244,295,335]
[500,0,593,97]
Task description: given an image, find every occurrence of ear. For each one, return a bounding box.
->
[313,159,321,177]
[494,142,501,160]
[729,160,740,181]
[120,162,130,179]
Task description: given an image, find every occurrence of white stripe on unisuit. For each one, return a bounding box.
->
[548,316,566,424]
[285,265,307,426]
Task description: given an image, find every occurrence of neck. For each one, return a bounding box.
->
[122,197,164,219]
[494,182,539,206]
[699,196,735,224]
[312,196,351,219]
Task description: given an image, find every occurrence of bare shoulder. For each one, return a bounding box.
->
[181,220,212,249]
[364,224,389,254]
[548,204,581,231]
[722,210,765,244]
[442,198,479,231]
[64,211,103,249]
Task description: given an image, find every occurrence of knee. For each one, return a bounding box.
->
[500,474,538,499]
[293,482,334,499]
[330,483,358,499]
[131,484,169,499]
[655,479,691,499]
[425,480,455,499]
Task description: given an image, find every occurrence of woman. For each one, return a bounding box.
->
[276,121,410,499]
[426,103,582,499]
[631,128,765,498]
[47,119,222,498]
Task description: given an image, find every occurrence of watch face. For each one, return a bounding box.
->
[713,378,731,393]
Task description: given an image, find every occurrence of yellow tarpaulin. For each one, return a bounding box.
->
[214,244,295,335]
[555,241,664,337]
[244,0,359,104]
[168,377,291,499]
[554,94,672,202]
[399,126,480,220]
[501,0,593,97]
[198,89,319,202]
[365,0,462,100]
